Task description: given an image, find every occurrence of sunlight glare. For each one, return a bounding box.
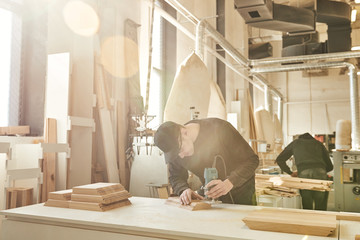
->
[63,1,99,36]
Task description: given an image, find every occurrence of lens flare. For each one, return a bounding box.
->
[63,1,99,36]
[100,36,139,78]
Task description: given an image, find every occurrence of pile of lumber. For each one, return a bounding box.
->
[45,182,131,211]
[243,208,336,237]
[256,174,333,197]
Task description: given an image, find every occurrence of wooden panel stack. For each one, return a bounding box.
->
[6,187,33,209]
[165,197,211,211]
[243,208,336,237]
[44,189,72,208]
[256,174,333,197]
[69,182,131,211]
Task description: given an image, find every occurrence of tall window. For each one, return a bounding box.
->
[0,8,12,126]
[141,5,163,130]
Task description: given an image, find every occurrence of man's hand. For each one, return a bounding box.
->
[291,171,298,177]
[179,188,204,205]
[205,179,233,199]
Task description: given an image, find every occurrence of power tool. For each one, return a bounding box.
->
[203,167,218,199]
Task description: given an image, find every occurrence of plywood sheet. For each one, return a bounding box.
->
[243,209,336,237]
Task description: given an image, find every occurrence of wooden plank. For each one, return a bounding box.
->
[48,189,73,201]
[0,126,30,136]
[243,209,336,237]
[41,118,57,202]
[256,174,333,192]
[165,197,211,211]
[117,101,128,189]
[72,182,124,195]
[44,199,70,208]
[10,189,17,209]
[94,62,120,183]
[71,190,131,204]
[6,189,11,209]
[69,199,131,211]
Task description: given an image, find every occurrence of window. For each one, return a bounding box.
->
[0,8,12,126]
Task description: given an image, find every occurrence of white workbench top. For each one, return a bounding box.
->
[0,197,350,240]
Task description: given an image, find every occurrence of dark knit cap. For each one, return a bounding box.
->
[154,121,182,161]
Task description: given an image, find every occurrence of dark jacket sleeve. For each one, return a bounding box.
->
[167,158,189,196]
[220,122,259,188]
[275,141,295,175]
[322,145,333,172]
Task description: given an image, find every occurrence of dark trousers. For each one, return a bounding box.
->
[298,168,329,211]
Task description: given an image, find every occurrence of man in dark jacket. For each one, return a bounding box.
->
[275,133,333,210]
[154,118,259,205]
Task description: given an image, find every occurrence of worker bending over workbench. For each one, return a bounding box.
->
[275,133,334,210]
[154,118,259,205]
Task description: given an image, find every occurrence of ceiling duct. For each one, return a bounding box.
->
[234,0,315,33]
[249,42,273,59]
[235,0,352,57]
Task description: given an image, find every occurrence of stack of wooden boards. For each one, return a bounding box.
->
[45,182,131,211]
[243,208,336,237]
[0,126,30,136]
[165,197,211,211]
[256,174,332,197]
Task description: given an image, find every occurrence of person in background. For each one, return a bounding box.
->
[275,132,333,210]
[154,118,259,205]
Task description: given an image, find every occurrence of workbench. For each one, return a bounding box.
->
[0,197,358,240]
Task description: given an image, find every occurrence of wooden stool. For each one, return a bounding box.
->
[145,183,170,199]
[6,187,33,209]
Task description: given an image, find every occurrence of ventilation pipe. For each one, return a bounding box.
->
[195,20,205,60]
[251,62,360,150]
[251,50,360,66]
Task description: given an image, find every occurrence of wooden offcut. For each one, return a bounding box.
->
[243,209,336,237]
[44,189,72,208]
[69,199,131,211]
[44,199,70,208]
[72,182,124,195]
[165,197,211,211]
[48,189,72,201]
[71,190,131,204]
